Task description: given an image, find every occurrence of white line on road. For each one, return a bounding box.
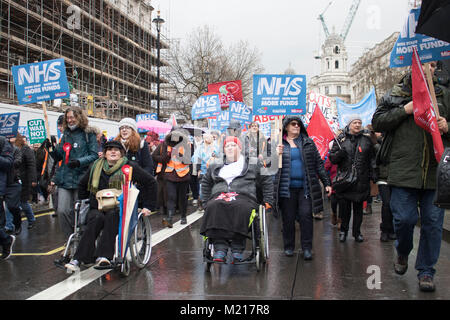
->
[27,211,204,300]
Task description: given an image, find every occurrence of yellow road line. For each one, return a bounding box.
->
[11,246,65,257]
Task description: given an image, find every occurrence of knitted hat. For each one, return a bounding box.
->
[119,118,137,132]
[346,114,362,126]
[223,136,242,149]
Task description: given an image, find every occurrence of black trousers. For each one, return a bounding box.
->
[0,183,22,230]
[339,199,363,237]
[166,180,189,214]
[280,188,313,251]
[378,184,394,233]
[74,208,119,263]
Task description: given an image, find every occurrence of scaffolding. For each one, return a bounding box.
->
[0,0,170,121]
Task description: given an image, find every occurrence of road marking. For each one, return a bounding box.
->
[12,246,65,256]
[26,210,204,300]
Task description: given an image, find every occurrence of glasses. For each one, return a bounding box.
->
[289,122,300,127]
[120,126,132,131]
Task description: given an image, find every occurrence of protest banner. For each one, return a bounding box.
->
[136,113,158,122]
[0,112,20,138]
[208,80,243,108]
[253,74,307,116]
[191,94,222,120]
[229,101,252,123]
[336,88,377,128]
[27,119,47,144]
[390,7,450,68]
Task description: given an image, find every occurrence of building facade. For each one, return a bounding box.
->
[0,0,170,120]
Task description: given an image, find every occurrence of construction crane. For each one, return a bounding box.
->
[318,1,333,39]
[340,0,361,41]
[317,0,361,42]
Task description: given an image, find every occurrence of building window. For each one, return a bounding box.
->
[337,86,342,95]
[325,86,329,95]
[334,46,340,54]
[335,60,339,69]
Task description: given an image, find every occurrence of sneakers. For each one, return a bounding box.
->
[231,252,244,264]
[339,232,347,242]
[303,249,312,261]
[94,257,112,270]
[394,254,408,275]
[212,250,227,263]
[284,249,294,257]
[313,212,323,220]
[419,275,436,292]
[354,234,364,243]
[64,259,80,273]
[192,199,198,206]
[380,232,389,242]
[1,235,15,260]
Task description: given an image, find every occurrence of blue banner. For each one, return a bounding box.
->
[191,94,222,120]
[229,101,252,123]
[390,7,450,68]
[136,113,158,122]
[253,74,306,116]
[336,88,376,128]
[12,58,70,104]
[0,112,20,138]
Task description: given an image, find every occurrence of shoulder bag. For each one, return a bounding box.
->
[434,148,450,209]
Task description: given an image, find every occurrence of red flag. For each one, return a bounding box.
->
[411,48,444,163]
[307,105,336,159]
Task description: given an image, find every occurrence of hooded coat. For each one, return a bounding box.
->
[273,116,331,215]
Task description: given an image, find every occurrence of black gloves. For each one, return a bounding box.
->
[42,138,53,150]
[67,159,80,168]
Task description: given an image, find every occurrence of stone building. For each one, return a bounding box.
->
[308,32,351,104]
[349,32,408,103]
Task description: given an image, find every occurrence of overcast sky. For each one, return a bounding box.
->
[152,0,413,81]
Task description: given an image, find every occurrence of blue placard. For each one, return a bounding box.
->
[0,112,20,138]
[253,74,307,116]
[191,94,222,120]
[336,88,377,128]
[390,7,450,68]
[136,113,158,122]
[229,101,252,123]
[12,58,70,104]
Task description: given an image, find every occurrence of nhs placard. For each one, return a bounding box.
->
[253,74,306,116]
[12,58,70,105]
[229,101,252,123]
[136,113,158,122]
[191,94,222,120]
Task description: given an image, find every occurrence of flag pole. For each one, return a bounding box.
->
[424,62,440,119]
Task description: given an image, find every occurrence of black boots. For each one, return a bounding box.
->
[163,210,174,228]
[180,212,187,225]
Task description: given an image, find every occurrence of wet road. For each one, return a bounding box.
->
[1,200,450,302]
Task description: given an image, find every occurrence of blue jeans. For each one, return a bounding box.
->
[390,187,444,278]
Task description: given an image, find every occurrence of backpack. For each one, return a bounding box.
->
[434,147,450,209]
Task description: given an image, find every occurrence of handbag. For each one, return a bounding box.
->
[332,141,359,193]
[434,147,450,209]
[96,189,122,212]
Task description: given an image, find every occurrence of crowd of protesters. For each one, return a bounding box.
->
[0,62,449,293]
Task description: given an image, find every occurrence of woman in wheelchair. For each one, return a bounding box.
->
[65,140,156,272]
[200,136,273,264]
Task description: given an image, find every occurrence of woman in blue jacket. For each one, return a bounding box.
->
[273,116,332,260]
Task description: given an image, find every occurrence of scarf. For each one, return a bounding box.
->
[87,157,128,194]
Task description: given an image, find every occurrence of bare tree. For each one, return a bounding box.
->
[166,25,263,122]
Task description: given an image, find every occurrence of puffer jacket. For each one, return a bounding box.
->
[372,74,450,189]
[50,126,98,189]
[273,116,331,215]
[201,155,274,207]
[329,127,376,203]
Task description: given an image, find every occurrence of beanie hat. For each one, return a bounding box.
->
[223,136,242,149]
[119,118,137,132]
[103,140,125,154]
[346,114,362,126]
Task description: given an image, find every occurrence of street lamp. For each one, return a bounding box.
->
[153,11,164,120]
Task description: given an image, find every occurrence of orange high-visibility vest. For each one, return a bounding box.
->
[156,146,189,177]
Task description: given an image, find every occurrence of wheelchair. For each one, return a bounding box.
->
[56,199,152,277]
[203,204,269,272]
